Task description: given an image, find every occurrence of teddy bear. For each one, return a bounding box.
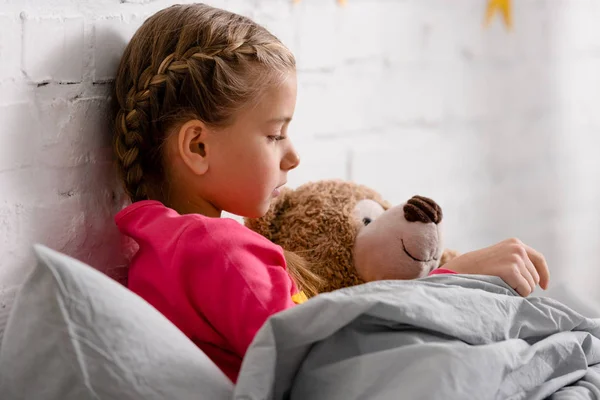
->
[245,179,458,296]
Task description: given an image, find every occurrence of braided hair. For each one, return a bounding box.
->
[111,4,295,203]
[110,4,324,296]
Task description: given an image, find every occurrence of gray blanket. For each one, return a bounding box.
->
[234,275,600,400]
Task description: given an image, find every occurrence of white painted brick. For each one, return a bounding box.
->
[0,102,40,172]
[325,61,386,134]
[0,15,21,80]
[381,64,446,125]
[550,1,600,59]
[223,0,257,19]
[286,140,348,189]
[293,62,386,138]
[253,0,295,51]
[336,2,385,63]
[28,176,122,268]
[479,1,551,62]
[0,203,26,267]
[0,170,37,206]
[0,201,34,289]
[381,2,427,66]
[291,0,337,71]
[289,71,334,138]
[21,13,84,83]
[556,58,600,127]
[438,61,559,122]
[382,1,461,67]
[93,17,142,82]
[36,95,70,147]
[350,127,482,205]
[38,97,111,168]
[383,1,553,66]
[0,80,31,106]
[452,1,521,64]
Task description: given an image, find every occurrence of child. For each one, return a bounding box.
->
[111,4,550,383]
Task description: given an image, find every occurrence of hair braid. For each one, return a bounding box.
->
[112,4,295,204]
[113,54,195,202]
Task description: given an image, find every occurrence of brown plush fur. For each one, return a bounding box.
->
[245,180,391,294]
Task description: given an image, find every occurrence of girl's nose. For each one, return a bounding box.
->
[282,145,300,171]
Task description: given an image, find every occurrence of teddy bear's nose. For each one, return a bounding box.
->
[404,196,442,224]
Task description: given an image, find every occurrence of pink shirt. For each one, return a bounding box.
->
[115,200,457,383]
[115,200,299,383]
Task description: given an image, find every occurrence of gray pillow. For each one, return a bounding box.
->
[0,244,233,400]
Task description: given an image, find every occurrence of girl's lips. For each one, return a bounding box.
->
[273,183,286,197]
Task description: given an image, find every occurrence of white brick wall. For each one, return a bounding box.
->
[21,14,85,84]
[1,0,600,307]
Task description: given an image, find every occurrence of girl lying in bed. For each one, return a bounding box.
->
[109,3,549,383]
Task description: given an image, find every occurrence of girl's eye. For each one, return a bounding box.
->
[268,135,286,142]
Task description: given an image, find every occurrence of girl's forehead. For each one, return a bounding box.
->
[242,73,297,120]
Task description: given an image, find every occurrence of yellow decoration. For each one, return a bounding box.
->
[291,291,308,305]
[484,0,512,29]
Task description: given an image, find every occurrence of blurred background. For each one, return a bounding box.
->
[1,0,599,314]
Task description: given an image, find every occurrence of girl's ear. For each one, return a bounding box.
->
[244,187,294,241]
[177,119,209,176]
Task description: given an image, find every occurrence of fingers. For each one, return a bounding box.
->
[519,258,536,295]
[453,237,550,297]
[523,243,550,290]
[502,266,533,297]
[521,251,540,290]
[523,255,540,287]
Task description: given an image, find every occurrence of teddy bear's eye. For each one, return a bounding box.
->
[354,199,384,228]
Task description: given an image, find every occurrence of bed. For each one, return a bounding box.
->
[1,245,599,399]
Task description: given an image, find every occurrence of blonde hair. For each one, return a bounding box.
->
[111,3,295,203]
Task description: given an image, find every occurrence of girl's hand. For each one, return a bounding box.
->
[443,238,550,297]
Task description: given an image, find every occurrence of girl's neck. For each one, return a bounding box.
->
[170,197,221,218]
[161,186,221,218]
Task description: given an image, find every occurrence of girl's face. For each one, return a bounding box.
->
[166,72,300,218]
[206,72,300,218]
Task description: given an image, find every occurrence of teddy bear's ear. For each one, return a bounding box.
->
[244,187,294,241]
[439,248,460,267]
[381,199,392,210]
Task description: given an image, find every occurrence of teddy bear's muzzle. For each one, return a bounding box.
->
[404,196,442,225]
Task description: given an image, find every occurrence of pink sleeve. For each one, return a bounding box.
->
[180,219,297,356]
[428,268,457,276]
